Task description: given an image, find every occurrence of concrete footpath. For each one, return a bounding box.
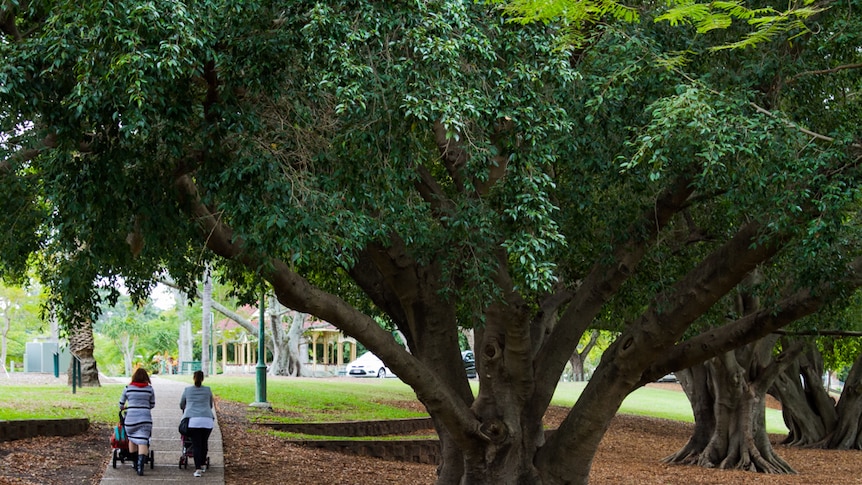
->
[100,375,224,484]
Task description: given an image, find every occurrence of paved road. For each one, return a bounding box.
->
[100,375,224,484]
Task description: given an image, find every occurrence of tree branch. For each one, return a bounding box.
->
[0,6,22,41]
[347,241,416,349]
[647,255,862,381]
[786,63,862,83]
[413,163,455,215]
[579,330,601,359]
[749,102,840,144]
[474,118,513,196]
[158,277,257,333]
[173,173,486,448]
[431,118,514,197]
[773,329,862,337]
[530,285,573,357]
[533,172,696,405]
[3,134,57,167]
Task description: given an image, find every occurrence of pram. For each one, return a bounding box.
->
[179,432,211,469]
[111,410,155,469]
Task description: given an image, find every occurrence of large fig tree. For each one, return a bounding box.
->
[2,1,861,483]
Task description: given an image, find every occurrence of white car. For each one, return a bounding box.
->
[346,352,394,378]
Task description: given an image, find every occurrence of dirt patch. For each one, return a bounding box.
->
[0,426,109,485]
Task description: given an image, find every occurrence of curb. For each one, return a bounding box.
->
[0,418,90,442]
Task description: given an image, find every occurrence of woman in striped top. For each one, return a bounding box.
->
[119,367,155,475]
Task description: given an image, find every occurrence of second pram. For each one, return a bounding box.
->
[178,432,210,469]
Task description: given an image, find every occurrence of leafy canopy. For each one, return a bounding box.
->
[495,0,824,49]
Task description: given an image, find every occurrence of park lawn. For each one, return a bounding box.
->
[0,383,127,424]
[201,376,426,423]
[0,376,788,435]
[550,382,789,435]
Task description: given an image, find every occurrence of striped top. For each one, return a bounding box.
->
[119,383,155,427]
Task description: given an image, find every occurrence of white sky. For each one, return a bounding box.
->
[151,283,175,310]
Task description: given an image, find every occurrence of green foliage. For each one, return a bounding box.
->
[495,0,824,51]
[3,0,854,337]
[820,337,862,375]
[814,293,862,372]
[654,0,823,50]
[0,281,48,366]
[92,295,180,374]
[494,0,639,46]
[1,5,861,478]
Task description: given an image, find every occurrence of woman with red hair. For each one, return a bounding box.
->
[119,367,155,475]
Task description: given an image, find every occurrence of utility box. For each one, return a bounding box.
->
[23,341,70,373]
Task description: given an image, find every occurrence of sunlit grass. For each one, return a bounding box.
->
[551,381,788,434]
[166,375,426,423]
[0,383,126,424]
[268,430,439,441]
[2,375,788,435]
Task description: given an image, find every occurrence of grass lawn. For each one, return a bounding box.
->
[0,382,127,424]
[201,376,426,423]
[0,375,788,435]
[550,382,788,435]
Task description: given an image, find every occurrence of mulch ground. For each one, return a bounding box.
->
[2,379,862,484]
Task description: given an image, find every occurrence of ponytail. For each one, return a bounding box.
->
[193,370,204,387]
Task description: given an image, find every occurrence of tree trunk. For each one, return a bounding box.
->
[769,346,836,447]
[258,296,295,376]
[569,330,599,381]
[49,310,60,342]
[121,333,135,377]
[201,267,212,375]
[175,289,194,365]
[826,350,862,449]
[67,318,100,387]
[666,350,794,473]
[286,311,306,377]
[663,366,716,463]
[569,354,585,382]
[267,302,289,375]
[766,342,862,450]
[1,314,9,373]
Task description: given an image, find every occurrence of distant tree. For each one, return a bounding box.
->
[569,330,600,382]
[0,284,35,373]
[99,298,156,376]
[0,281,51,371]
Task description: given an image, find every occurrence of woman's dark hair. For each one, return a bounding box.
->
[131,367,150,384]
[193,370,204,387]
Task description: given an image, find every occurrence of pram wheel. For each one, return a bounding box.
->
[112,449,118,469]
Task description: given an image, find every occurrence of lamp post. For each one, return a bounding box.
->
[250,283,271,410]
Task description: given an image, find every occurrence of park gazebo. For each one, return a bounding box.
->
[214,307,357,375]
[305,318,357,374]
